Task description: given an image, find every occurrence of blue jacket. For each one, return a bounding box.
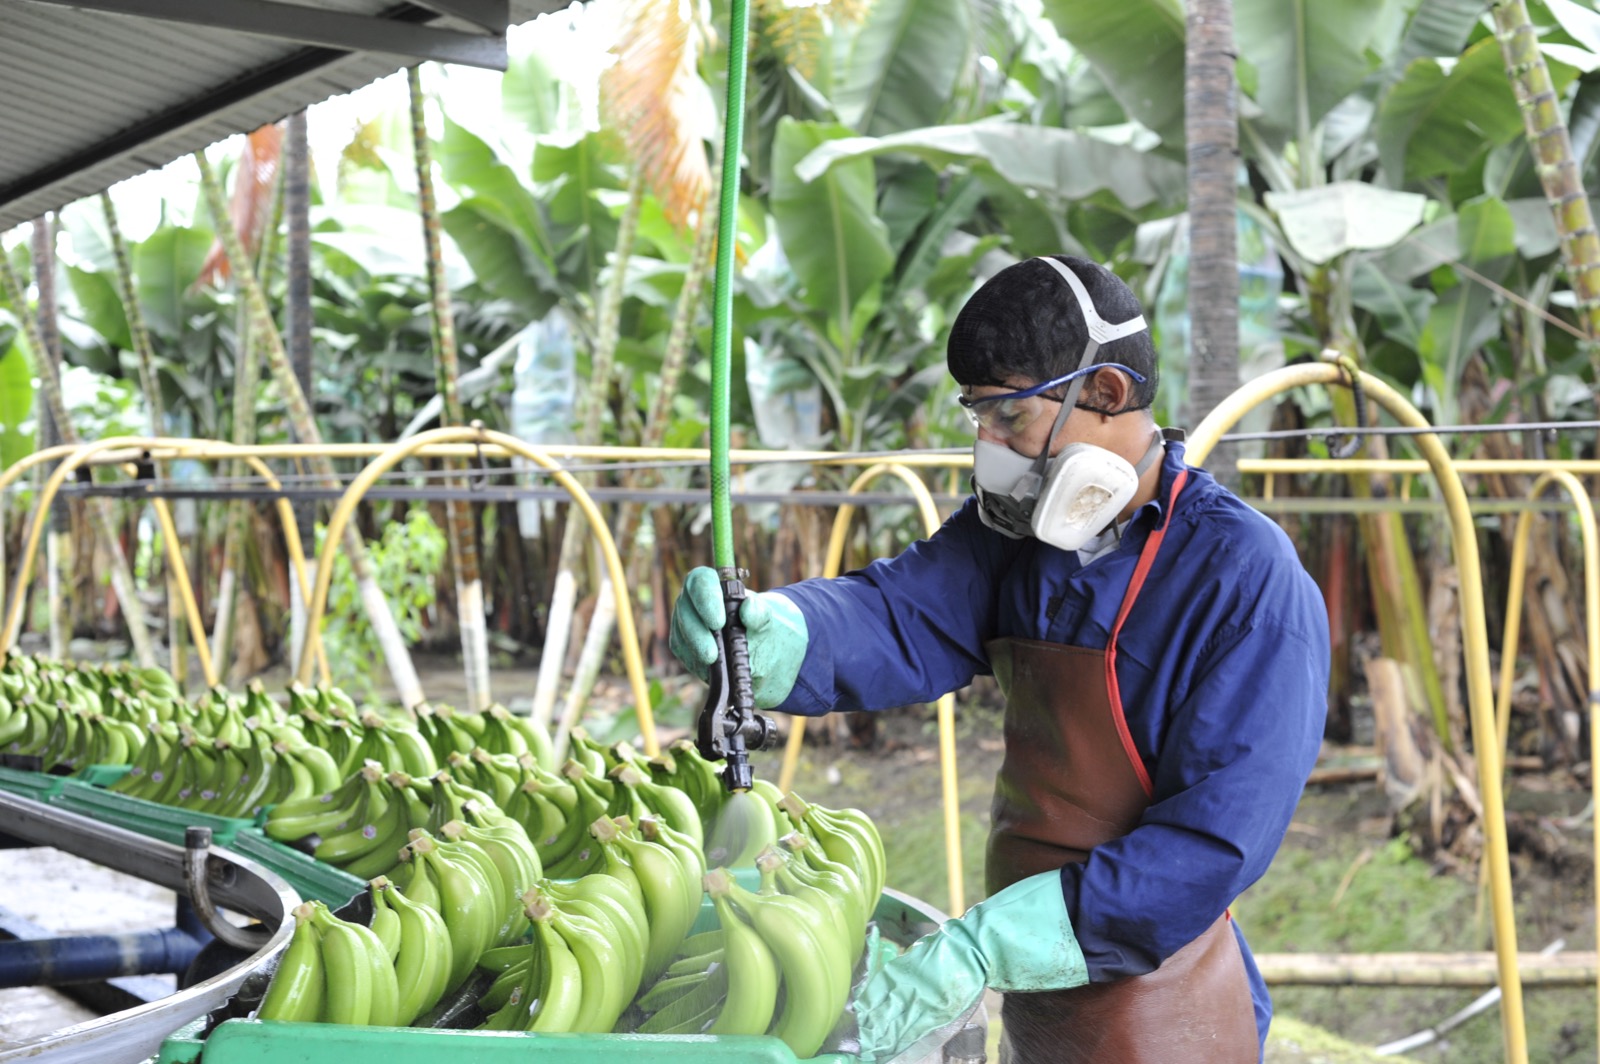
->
[774,442,1329,1047]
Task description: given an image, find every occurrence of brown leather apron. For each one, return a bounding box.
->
[985,467,1259,1063]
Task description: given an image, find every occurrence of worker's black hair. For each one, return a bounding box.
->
[946,255,1159,412]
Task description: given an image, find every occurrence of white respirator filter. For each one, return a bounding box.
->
[1028,443,1141,552]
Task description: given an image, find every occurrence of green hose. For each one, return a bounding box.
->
[708,0,751,572]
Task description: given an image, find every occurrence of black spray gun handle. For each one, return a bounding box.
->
[696,569,778,792]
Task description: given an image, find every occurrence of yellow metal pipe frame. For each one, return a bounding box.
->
[774,462,966,916]
[1188,364,1528,1064]
[1240,458,1600,476]
[1492,470,1598,1040]
[2,440,330,687]
[294,426,658,755]
[1,437,217,687]
[65,440,976,470]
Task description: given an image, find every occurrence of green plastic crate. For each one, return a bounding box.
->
[229,827,366,906]
[176,1020,855,1063]
[153,1019,206,1064]
[76,763,132,787]
[0,764,66,802]
[50,779,256,846]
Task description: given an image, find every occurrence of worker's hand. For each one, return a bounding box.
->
[669,566,809,708]
[851,871,1088,1062]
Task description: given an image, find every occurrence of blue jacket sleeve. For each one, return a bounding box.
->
[1062,614,1329,981]
[773,500,1013,715]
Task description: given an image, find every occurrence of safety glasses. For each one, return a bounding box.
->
[957,362,1146,440]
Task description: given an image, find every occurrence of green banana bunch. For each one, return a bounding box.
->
[256,901,399,1026]
[564,727,615,779]
[438,818,542,946]
[722,867,852,1058]
[352,710,438,779]
[423,771,502,836]
[780,793,887,906]
[541,873,648,999]
[657,739,730,827]
[601,817,701,985]
[370,875,454,1025]
[399,831,499,991]
[481,894,583,1032]
[537,762,612,877]
[778,830,870,957]
[110,721,180,797]
[413,702,485,765]
[263,764,367,842]
[501,757,577,850]
[313,762,411,880]
[311,901,401,1025]
[477,704,556,771]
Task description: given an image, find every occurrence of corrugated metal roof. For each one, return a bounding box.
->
[0,0,558,232]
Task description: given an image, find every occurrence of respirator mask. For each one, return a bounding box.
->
[965,257,1161,552]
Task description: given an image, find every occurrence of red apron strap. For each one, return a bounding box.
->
[1104,466,1190,798]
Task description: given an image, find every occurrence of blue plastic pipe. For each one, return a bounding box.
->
[0,927,204,987]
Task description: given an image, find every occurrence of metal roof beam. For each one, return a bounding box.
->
[19,0,509,70]
[409,0,508,32]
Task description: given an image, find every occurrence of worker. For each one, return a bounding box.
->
[671,255,1330,1063]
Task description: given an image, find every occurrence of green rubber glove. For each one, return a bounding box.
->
[853,870,1087,1062]
[668,566,809,708]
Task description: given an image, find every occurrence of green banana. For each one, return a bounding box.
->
[550,904,629,1033]
[524,896,584,1032]
[380,876,454,1025]
[726,876,851,1058]
[256,903,324,1023]
[707,878,778,1036]
[779,830,869,952]
[611,819,698,985]
[368,880,403,961]
[410,833,496,990]
[309,903,373,1025]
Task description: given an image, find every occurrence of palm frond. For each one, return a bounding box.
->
[197,123,285,287]
[603,0,713,230]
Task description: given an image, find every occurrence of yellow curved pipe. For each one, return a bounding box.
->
[1188,364,1527,1064]
[228,451,331,688]
[295,426,657,755]
[143,490,216,687]
[776,463,965,914]
[4,440,329,688]
[3,437,190,661]
[1492,470,1598,1041]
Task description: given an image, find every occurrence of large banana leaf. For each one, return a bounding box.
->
[66,265,131,350]
[441,199,554,313]
[771,118,895,352]
[794,119,1186,210]
[1393,0,1488,71]
[0,338,33,469]
[531,131,626,293]
[1378,37,1577,183]
[1037,0,1186,145]
[1261,182,1428,264]
[134,225,212,338]
[1234,0,1396,139]
[1351,256,1435,352]
[833,0,971,137]
[437,117,555,276]
[1418,195,1516,420]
